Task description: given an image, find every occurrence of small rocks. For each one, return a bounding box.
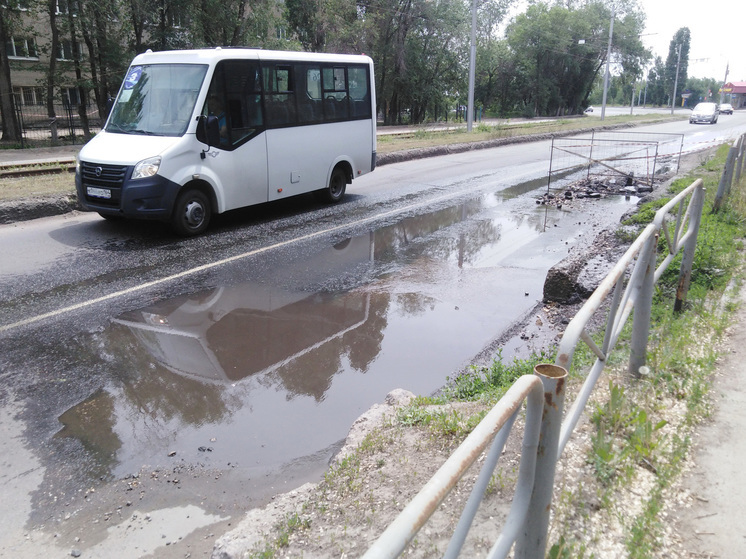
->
[537,175,662,209]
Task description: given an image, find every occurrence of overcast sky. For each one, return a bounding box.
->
[642,0,746,82]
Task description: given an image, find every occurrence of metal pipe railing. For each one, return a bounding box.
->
[364,136,746,557]
[362,370,563,559]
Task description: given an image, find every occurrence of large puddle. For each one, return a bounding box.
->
[55,184,638,495]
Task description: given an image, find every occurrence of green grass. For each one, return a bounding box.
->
[376,113,683,155]
[547,142,746,556]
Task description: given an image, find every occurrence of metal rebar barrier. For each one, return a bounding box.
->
[365,176,707,559]
[548,132,685,191]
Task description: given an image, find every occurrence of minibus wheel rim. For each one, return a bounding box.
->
[185,200,205,227]
[172,189,211,236]
[329,168,346,201]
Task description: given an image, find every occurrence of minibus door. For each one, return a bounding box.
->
[201,61,269,209]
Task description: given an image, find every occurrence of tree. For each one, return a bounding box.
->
[685,76,720,105]
[644,57,667,106]
[190,0,281,47]
[0,4,23,142]
[45,0,62,144]
[476,39,527,116]
[62,0,92,140]
[504,1,646,117]
[76,0,130,118]
[664,27,690,108]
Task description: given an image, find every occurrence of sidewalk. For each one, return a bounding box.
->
[668,282,746,555]
[0,145,80,167]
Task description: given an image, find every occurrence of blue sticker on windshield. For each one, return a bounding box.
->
[124,67,142,90]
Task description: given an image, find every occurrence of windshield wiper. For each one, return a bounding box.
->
[130,129,164,136]
[105,122,128,133]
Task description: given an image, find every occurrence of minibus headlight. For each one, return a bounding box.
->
[132,156,161,180]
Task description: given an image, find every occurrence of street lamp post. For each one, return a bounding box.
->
[670,44,682,115]
[600,7,615,121]
[466,0,477,132]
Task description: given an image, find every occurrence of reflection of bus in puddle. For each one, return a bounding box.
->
[114,235,373,384]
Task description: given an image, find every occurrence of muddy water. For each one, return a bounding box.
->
[56,185,638,501]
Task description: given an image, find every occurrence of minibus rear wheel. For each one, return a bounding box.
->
[315,167,347,203]
[172,188,211,236]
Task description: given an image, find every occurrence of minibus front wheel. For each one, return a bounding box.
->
[172,188,211,236]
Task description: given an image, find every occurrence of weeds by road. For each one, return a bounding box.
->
[376,113,682,154]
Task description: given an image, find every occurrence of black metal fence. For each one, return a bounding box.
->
[12,103,103,147]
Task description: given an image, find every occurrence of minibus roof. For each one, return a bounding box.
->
[130,48,373,66]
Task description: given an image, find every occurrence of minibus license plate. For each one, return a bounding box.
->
[87,187,111,199]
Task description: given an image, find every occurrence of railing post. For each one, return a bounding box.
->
[515,364,567,559]
[628,233,658,377]
[587,130,595,180]
[736,135,745,185]
[15,104,26,149]
[674,183,705,313]
[713,146,737,212]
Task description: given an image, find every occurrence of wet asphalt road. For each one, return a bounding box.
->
[2,114,746,557]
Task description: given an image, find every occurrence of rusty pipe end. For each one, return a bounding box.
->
[534,363,568,380]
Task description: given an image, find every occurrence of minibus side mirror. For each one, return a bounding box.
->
[197,115,221,148]
[105,96,114,116]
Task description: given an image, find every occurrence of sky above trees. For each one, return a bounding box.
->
[642,0,746,81]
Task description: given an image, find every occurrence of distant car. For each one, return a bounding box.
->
[719,103,734,115]
[689,102,719,124]
[584,106,594,113]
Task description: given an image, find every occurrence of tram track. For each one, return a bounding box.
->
[0,160,76,179]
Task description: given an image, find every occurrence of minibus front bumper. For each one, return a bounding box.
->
[76,162,181,221]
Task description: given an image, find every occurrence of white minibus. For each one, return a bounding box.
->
[75,48,377,235]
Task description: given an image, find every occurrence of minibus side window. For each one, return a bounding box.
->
[322,66,349,121]
[202,60,264,150]
[263,64,297,127]
[298,66,323,125]
[348,66,371,119]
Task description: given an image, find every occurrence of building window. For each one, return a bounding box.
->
[7,36,38,59]
[62,87,81,107]
[12,86,44,106]
[58,40,83,61]
[55,0,77,15]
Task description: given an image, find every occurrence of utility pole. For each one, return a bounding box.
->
[720,62,729,104]
[671,44,682,115]
[466,0,477,132]
[600,6,615,121]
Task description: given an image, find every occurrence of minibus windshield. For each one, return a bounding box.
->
[107,64,208,137]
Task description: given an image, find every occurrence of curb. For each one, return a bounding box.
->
[0,193,80,225]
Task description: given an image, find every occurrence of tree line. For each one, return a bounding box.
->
[0,0,701,142]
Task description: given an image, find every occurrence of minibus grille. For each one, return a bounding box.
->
[80,162,127,188]
[80,162,127,207]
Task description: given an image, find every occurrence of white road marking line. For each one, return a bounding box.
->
[1,188,475,334]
